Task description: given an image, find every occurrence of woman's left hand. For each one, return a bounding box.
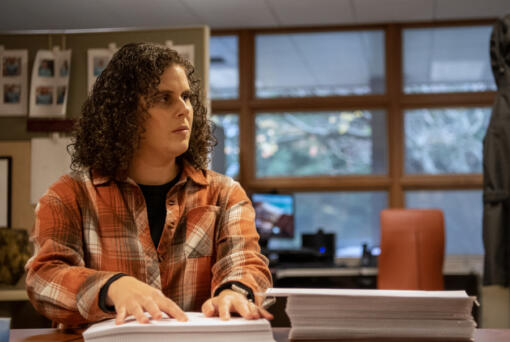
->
[201,289,274,321]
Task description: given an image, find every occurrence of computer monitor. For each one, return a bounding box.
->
[251,193,294,239]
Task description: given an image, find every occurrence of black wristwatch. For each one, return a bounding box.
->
[213,281,255,302]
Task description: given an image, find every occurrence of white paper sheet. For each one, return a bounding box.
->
[30,136,72,204]
[83,312,275,342]
[263,287,470,298]
[0,158,9,227]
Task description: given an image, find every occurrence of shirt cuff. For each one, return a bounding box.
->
[98,273,128,313]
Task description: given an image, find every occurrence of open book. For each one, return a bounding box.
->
[263,288,477,340]
[83,312,275,342]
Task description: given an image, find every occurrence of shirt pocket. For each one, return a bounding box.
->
[184,205,220,258]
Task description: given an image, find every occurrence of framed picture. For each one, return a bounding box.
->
[0,156,12,228]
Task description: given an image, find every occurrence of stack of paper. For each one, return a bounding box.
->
[83,312,275,342]
[265,288,477,340]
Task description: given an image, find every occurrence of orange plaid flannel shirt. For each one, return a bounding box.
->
[25,161,272,326]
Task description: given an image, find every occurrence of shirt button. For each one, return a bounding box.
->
[168,200,175,205]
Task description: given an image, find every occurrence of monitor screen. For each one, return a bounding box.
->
[251,193,294,239]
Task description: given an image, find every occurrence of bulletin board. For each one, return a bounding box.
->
[0,25,210,140]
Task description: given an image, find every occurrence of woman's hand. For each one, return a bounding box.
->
[107,276,188,325]
[201,289,273,321]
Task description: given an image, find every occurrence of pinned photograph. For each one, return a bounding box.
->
[3,84,21,104]
[56,86,66,105]
[29,49,71,118]
[93,56,109,76]
[0,49,28,116]
[38,59,54,77]
[2,57,21,77]
[35,86,53,105]
[88,47,116,92]
[59,60,69,77]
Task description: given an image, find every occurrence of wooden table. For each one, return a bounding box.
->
[8,328,510,342]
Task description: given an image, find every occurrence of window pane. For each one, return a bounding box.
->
[404,107,491,174]
[256,110,387,177]
[256,31,385,98]
[406,190,483,255]
[210,35,238,99]
[268,191,388,257]
[210,114,239,179]
[403,26,496,93]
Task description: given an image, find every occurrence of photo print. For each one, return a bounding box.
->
[29,48,71,118]
[3,84,21,104]
[93,56,109,76]
[3,57,21,77]
[35,86,53,105]
[56,86,66,105]
[38,59,54,77]
[0,48,28,116]
[87,44,117,92]
[59,60,69,77]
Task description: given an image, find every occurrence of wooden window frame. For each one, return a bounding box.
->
[211,19,496,206]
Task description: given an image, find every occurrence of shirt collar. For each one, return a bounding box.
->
[90,159,209,187]
[91,169,111,186]
[179,159,209,186]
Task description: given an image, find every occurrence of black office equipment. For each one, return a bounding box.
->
[301,229,336,263]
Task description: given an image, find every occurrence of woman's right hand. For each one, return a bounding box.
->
[106,276,188,325]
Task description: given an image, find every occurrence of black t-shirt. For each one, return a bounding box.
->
[139,175,179,248]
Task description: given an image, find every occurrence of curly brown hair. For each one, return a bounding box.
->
[70,42,215,179]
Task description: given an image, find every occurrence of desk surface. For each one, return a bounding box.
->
[8,328,510,342]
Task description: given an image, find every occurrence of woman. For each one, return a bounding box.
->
[25,42,272,327]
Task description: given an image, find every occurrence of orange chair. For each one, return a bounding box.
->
[377,209,445,290]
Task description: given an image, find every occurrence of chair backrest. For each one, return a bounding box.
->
[377,209,445,290]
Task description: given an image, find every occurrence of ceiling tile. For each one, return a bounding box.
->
[435,0,510,20]
[353,0,435,23]
[266,0,355,27]
[182,0,278,28]
[0,0,200,31]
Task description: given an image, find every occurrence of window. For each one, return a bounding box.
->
[255,110,387,177]
[211,21,494,259]
[406,190,484,255]
[210,35,239,99]
[210,114,240,179]
[255,30,385,98]
[403,26,496,93]
[404,107,491,174]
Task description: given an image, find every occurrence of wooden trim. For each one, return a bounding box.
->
[210,99,242,112]
[401,92,496,108]
[401,175,483,189]
[26,118,75,132]
[401,18,497,29]
[211,19,496,36]
[249,95,387,111]
[246,24,387,35]
[386,24,404,208]
[238,31,255,187]
[209,29,241,36]
[247,175,391,192]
